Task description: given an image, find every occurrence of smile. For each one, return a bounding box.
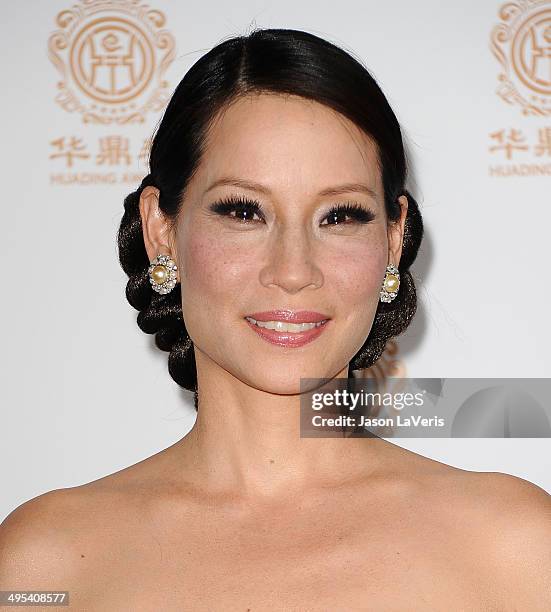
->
[245,317,328,332]
[244,316,330,347]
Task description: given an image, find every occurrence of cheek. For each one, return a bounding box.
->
[178,229,251,318]
[326,236,387,312]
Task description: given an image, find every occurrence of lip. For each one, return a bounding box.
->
[245,310,330,323]
[244,314,331,348]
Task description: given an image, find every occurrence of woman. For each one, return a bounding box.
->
[1,28,550,610]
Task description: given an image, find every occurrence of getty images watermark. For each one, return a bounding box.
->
[299,377,551,438]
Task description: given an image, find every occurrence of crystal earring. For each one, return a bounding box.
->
[148,254,178,295]
[380,264,400,303]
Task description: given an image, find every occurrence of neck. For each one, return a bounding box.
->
[174,349,387,503]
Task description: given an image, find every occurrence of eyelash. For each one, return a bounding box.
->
[209,195,375,226]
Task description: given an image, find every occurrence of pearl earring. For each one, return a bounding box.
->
[148,254,178,294]
[380,264,400,303]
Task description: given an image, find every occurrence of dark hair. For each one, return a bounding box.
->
[117,28,424,411]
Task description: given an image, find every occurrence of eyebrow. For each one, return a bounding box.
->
[205,177,378,200]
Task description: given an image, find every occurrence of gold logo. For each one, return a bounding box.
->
[48,0,175,123]
[491,0,551,116]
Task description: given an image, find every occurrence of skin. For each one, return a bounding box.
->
[1,94,550,611]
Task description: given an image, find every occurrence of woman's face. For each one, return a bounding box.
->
[168,93,407,393]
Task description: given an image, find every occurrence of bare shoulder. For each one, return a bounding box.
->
[452,469,551,607]
[456,469,551,530]
[397,449,551,607]
[385,444,551,598]
[0,452,170,593]
[464,468,551,505]
[390,442,551,521]
[0,486,95,591]
[411,453,551,544]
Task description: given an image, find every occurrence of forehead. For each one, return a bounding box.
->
[196,93,382,196]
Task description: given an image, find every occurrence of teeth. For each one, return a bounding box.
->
[246,317,327,332]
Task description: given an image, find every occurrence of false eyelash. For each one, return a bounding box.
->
[209,194,265,222]
[324,202,375,224]
[208,194,375,225]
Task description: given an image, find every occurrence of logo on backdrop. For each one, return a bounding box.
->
[47,0,175,185]
[488,0,551,177]
[491,0,551,116]
[48,0,175,124]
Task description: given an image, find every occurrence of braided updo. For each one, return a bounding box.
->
[117,28,424,412]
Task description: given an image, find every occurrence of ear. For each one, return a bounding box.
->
[139,186,177,263]
[387,194,408,266]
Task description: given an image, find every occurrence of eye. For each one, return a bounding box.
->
[321,202,375,226]
[209,195,265,223]
[208,196,376,227]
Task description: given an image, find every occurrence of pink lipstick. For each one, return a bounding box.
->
[244,310,331,347]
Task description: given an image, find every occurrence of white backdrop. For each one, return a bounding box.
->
[1,0,550,521]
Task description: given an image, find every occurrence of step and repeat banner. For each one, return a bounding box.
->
[1,0,550,517]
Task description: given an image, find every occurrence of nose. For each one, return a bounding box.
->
[258,225,324,294]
